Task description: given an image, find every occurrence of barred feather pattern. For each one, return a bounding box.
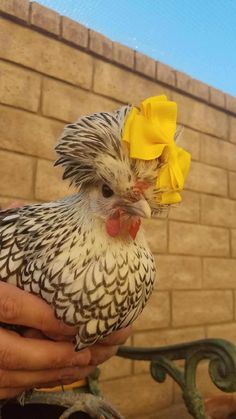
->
[0,194,156,349]
[55,107,132,188]
[0,106,163,349]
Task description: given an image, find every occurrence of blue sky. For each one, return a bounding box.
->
[38,0,236,97]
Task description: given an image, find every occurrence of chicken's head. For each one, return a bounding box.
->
[55,95,191,240]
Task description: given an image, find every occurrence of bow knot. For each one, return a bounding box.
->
[122,95,191,204]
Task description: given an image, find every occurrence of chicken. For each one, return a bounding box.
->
[0,95,191,418]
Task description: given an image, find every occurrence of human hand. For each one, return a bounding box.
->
[0,281,132,400]
[0,282,93,400]
[205,395,236,419]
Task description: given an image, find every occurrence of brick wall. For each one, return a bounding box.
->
[0,1,236,417]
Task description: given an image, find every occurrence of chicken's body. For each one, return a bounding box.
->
[0,193,156,349]
[0,96,190,418]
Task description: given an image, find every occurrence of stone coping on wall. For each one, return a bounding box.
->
[0,0,236,115]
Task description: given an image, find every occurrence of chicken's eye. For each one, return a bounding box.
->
[102,184,114,198]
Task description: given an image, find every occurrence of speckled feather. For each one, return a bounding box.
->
[0,106,159,350]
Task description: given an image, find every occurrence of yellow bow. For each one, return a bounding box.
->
[122,95,191,204]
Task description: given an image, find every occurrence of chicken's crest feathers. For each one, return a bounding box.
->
[55,106,133,189]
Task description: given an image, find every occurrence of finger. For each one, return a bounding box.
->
[0,387,25,400]
[43,333,75,342]
[0,366,95,389]
[22,329,45,339]
[101,326,132,346]
[36,366,95,389]
[0,328,91,370]
[22,329,74,343]
[89,345,118,365]
[0,282,76,337]
[37,367,96,389]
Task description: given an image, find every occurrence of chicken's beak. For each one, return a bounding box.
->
[129,199,151,219]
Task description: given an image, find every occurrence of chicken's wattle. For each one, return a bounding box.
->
[106,210,141,240]
[128,218,141,240]
[106,210,121,237]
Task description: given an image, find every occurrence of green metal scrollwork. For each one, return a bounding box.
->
[117,338,236,419]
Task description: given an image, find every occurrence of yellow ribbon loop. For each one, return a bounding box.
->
[122,95,191,204]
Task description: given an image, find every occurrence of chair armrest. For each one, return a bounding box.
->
[117,338,236,419]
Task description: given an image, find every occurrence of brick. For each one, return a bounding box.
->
[172,290,233,327]
[135,51,156,79]
[226,94,236,114]
[93,59,168,104]
[156,255,201,290]
[169,191,200,223]
[0,60,41,112]
[89,30,112,59]
[99,354,132,381]
[172,92,228,139]
[174,362,221,404]
[134,326,205,373]
[176,72,209,101]
[143,219,167,253]
[229,116,236,144]
[201,134,236,171]
[61,16,88,48]
[190,78,210,101]
[196,363,221,398]
[201,195,236,228]
[176,127,201,161]
[229,172,236,199]
[207,323,236,346]
[0,105,64,159]
[203,258,236,289]
[234,293,236,318]
[156,62,175,87]
[0,150,35,199]
[169,221,230,256]
[0,0,29,22]
[156,403,192,419]
[35,159,73,201]
[112,42,134,69]
[209,87,225,108]
[0,19,93,89]
[133,291,170,331]
[42,77,120,122]
[186,161,227,197]
[100,374,172,417]
[30,2,60,35]
[232,229,236,257]
[134,326,205,347]
[176,72,192,92]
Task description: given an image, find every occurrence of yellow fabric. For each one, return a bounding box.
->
[122,95,191,204]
